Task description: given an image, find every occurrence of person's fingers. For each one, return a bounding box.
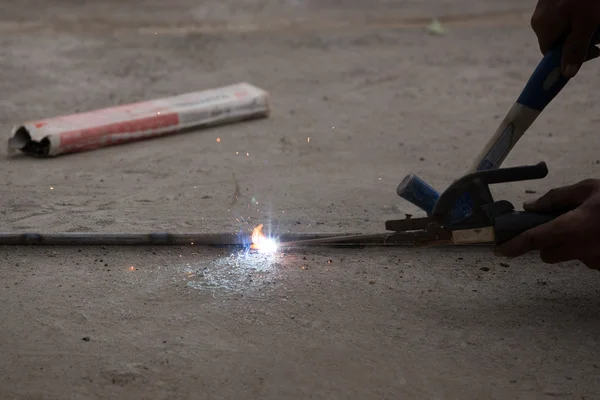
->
[495,210,584,258]
[523,179,599,213]
[539,242,580,264]
[539,237,600,268]
[561,12,598,77]
[569,237,600,269]
[581,254,600,270]
[586,46,600,61]
[531,0,569,54]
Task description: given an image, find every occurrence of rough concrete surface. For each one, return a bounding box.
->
[2,0,600,399]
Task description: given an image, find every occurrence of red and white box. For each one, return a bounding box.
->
[8,82,270,157]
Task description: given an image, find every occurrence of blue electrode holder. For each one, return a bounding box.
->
[397,174,473,220]
[397,28,600,222]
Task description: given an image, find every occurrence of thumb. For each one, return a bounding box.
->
[561,16,597,77]
[524,179,599,212]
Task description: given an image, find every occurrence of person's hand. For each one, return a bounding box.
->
[531,0,600,78]
[495,179,600,269]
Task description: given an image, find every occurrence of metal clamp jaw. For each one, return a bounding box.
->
[385,162,558,245]
[432,161,549,227]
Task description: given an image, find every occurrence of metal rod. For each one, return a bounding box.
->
[0,232,364,246]
[278,233,393,247]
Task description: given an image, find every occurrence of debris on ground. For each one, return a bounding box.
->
[426,18,447,36]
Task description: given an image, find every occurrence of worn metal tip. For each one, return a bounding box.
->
[396,173,416,196]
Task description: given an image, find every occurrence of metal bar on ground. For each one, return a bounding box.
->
[0,232,365,246]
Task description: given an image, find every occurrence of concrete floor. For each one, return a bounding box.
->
[2,1,600,399]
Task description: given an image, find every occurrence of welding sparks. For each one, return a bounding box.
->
[250,224,278,253]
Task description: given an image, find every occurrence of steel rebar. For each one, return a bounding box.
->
[0,232,366,246]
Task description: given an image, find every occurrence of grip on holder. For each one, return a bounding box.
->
[493,211,559,244]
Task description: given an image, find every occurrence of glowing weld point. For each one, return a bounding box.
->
[258,238,278,253]
[250,224,279,253]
